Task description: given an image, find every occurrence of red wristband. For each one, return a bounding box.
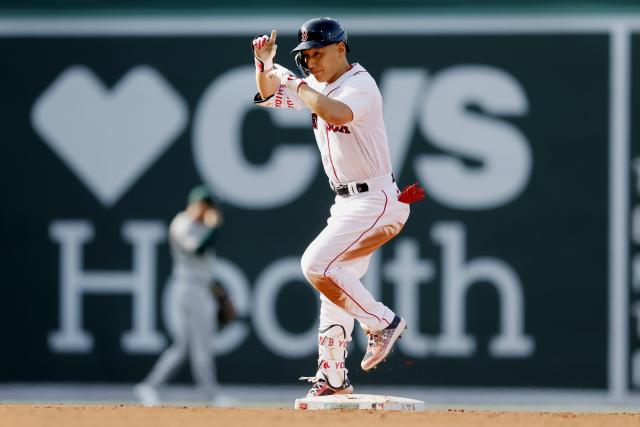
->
[254,57,273,72]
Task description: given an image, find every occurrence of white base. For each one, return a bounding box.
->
[294,394,424,411]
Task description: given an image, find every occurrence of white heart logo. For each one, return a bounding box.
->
[31,65,188,207]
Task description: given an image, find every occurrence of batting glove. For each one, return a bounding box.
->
[252,31,277,72]
[398,183,426,204]
[267,66,307,93]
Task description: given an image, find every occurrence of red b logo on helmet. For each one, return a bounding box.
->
[301,31,308,42]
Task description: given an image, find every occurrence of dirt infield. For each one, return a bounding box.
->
[0,404,639,427]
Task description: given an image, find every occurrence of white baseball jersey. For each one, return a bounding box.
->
[169,212,216,286]
[255,60,409,386]
[254,63,392,185]
[140,211,219,399]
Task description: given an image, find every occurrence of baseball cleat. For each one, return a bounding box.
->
[361,316,407,371]
[300,372,354,397]
[133,383,159,407]
[210,394,237,407]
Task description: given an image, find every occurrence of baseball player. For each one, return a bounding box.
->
[252,17,425,397]
[134,185,227,406]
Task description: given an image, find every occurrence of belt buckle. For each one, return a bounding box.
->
[332,181,370,197]
[347,182,358,196]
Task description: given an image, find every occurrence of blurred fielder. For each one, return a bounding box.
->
[252,17,425,397]
[135,185,234,406]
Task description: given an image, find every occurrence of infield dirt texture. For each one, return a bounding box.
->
[0,405,638,427]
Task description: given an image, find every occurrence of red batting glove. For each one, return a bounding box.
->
[398,183,426,204]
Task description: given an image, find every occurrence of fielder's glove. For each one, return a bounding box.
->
[398,183,426,204]
[252,30,277,72]
[211,282,236,327]
[267,66,307,93]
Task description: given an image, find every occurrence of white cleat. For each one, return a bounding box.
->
[300,372,354,398]
[361,316,407,371]
[134,383,160,407]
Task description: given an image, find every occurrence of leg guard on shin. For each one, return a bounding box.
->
[316,324,349,388]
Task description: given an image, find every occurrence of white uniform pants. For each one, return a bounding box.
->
[144,279,218,397]
[301,182,410,342]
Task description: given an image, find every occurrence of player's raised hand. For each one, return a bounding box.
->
[203,207,223,228]
[252,30,277,72]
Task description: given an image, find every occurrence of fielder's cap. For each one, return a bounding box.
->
[291,17,349,53]
[187,185,216,206]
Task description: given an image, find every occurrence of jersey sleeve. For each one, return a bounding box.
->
[333,78,376,123]
[169,215,217,255]
[253,64,307,110]
[253,85,307,110]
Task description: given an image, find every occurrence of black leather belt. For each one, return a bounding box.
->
[331,174,395,197]
[333,182,369,197]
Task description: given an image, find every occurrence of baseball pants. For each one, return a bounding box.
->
[301,182,410,341]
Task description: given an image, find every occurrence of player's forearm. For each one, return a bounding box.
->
[298,84,353,125]
[256,70,280,100]
[253,30,279,99]
[194,228,218,255]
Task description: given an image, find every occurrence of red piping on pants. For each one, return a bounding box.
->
[322,190,390,325]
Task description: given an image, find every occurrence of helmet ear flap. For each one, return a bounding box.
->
[295,52,310,77]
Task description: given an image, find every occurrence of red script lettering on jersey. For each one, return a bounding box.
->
[311,113,350,133]
[326,123,350,134]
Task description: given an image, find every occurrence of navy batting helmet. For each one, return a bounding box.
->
[290,17,350,53]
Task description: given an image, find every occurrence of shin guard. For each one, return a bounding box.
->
[316,324,349,388]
